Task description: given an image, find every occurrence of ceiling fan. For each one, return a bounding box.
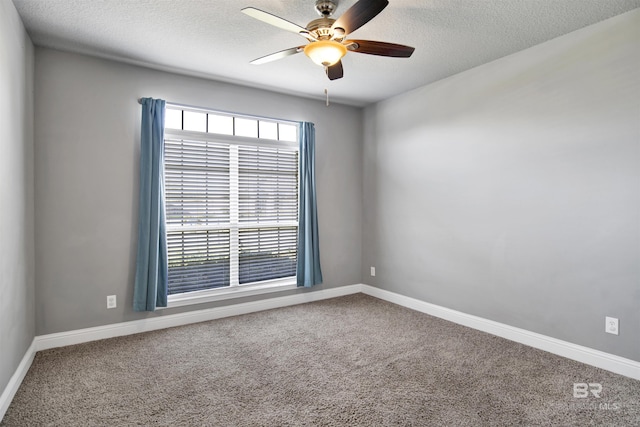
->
[241,0,415,81]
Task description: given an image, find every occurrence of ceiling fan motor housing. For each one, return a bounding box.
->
[306,17,338,39]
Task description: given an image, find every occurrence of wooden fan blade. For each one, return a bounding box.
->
[347,40,415,57]
[326,60,344,80]
[250,46,304,65]
[242,7,311,39]
[332,0,388,36]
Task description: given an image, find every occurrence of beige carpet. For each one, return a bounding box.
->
[2,294,639,426]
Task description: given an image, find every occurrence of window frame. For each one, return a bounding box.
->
[161,104,300,308]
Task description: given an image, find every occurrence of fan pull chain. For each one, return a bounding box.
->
[325,88,330,107]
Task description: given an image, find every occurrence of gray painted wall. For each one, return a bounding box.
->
[363,10,640,361]
[34,48,362,335]
[0,0,35,396]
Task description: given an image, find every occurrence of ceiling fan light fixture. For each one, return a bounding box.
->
[304,40,347,67]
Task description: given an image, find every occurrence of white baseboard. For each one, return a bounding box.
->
[361,284,640,381]
[34,284,363,352]
[0,340,35,421]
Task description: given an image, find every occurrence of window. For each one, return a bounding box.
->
[163,105,299,299]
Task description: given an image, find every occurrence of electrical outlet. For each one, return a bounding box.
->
[370,266,376,277]
[605,316,619,335]
[107,295,117,309]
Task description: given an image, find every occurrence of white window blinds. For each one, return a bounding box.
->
[163,106,299,295]
[238,146,298,284]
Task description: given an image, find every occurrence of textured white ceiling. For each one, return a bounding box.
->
[12,0,640,106]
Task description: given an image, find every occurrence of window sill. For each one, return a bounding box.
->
[163,279,297,309]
